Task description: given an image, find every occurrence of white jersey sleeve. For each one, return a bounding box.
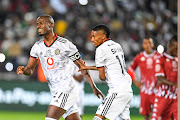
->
[65,40,81,62]
[30,43,39,59]
[95,47,106,68]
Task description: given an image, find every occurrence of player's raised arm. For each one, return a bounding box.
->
[78,65,106,81]
[17,57,38,75]
[78,66,98,71]
[74,59,104,100]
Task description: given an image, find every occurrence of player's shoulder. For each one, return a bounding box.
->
[99,40,118,49]
[97,41,106,50]
[163,53,175,60]
[153,51,162,59]
[56,36,69,44]
[155,53,165,63]
[35,38,44,45]
[104,39,117,45]
[154,50,161,56]
[135,51,144,58]
[96,44,103,52]
[32,38,44,48]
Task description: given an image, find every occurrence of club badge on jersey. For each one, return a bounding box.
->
[55,49,60,55]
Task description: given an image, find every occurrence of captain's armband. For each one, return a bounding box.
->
[69,52,81,62]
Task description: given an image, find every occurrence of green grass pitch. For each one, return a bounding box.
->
[0,111,143,120]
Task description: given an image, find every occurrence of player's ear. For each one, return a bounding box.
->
[142,43,144,49]
[150,38,154,49]
[151,43,154,49]
[102,34,106,40]
[50,22,54,28]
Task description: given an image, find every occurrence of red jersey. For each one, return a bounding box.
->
[129,51,160,95]
[155,53,178,99]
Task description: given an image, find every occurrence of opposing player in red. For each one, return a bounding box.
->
[151,35,177,120]
[16,14,104,120]
[127,38,160,120]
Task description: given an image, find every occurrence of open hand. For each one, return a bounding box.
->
[78,66,88,72]
[93,86,104,100]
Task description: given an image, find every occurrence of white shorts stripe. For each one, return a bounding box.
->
[101,93,117,116]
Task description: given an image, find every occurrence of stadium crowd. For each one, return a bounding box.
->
[0,0,177,79]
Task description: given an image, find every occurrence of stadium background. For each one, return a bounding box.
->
[0,0,177,120]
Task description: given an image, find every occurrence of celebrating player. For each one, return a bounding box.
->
[79,24,133,120]
[151,35,177,120]
[127,38,160,120]
[16,14,104,120]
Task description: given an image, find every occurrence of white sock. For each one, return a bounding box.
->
[45,117,57,120]
[92,116,102,120]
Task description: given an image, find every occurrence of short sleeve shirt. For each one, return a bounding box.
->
[95,40,132,93]
[30,35,80,95]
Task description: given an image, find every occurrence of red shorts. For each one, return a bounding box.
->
[139,92,154,115]
[151,96,177,120]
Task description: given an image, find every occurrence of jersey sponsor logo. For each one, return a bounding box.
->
[47,66,58,70]
[147,58,153,64]
[55,49,60,55]
[47,57,54,66]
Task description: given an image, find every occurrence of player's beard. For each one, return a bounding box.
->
[38,33,45,36]
[38,31,46,36]
[37,29,46,36]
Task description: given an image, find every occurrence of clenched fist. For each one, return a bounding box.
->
[17,66,25,74]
